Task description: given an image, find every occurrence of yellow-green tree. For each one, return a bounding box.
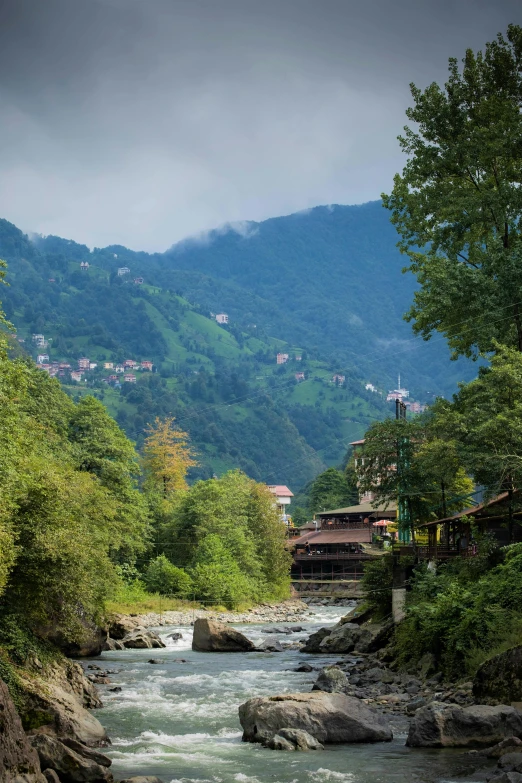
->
[143,417,197,499]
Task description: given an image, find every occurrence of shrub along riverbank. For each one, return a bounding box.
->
[362,540,522,680]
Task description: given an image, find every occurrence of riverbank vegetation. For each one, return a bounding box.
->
[0,273,292,680]
[360,24,522,678]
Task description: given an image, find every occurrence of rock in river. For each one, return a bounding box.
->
[407,702,522,748]
[300,627,332,653]
[192,619,255,652]
[312,666,348,693]
[239,692,393,745]
[122,630,166,650]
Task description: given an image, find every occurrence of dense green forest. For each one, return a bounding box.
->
[0,216,399,488]
[360,23,522,678]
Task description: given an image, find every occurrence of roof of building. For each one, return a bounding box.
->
[349,439,365,446]
[267,485,294,497]
[292,529,372,546]
[418,492,510,528]
[316,501,396,517]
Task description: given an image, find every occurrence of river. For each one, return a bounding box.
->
[94,606,485,783]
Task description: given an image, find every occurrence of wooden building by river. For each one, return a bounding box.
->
[290,501,396,586]
[399,492,522,561]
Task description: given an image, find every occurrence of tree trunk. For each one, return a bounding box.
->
[509,485,514,543]
[514,303,522,353]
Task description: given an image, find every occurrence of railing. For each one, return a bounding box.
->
[320,522,371,531]
[293,551,375,561]
[395,545,477,559]
[417,545,476,559]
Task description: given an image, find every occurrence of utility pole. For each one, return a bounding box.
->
[395,399,410,543]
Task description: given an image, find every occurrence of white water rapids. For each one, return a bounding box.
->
[91,606,486,783]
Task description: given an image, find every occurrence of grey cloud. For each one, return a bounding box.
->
[0,0,520,250]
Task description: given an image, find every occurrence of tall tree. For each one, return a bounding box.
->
[308,467,358,514]
[433,345,522,537]
[383,25,522,357]
[143,416,197,499]
[358,418,472,536]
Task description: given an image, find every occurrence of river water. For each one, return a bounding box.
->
[94,606,486,783]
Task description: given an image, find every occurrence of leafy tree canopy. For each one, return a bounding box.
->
[308,466,358,514]
[383,24,522,358]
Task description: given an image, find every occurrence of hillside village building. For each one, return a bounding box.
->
[295,372,305,381]
[267,485,293,523]
[37,354,49,364]
[123,373,136,383]
[32,334,46,347]
[117,267,130,276]
[80,261,89,270]
[276,353,289,364]
[141,361,153,371]
[70,371,83,382]
[215,313,229,324]
[78,357,90,370]
[332,374,345,385]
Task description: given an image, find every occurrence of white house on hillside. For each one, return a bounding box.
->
[267,485,294,524]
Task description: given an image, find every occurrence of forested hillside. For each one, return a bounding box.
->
[0,217,392,487]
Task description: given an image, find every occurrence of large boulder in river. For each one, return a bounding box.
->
[108,615,140,641]
[407,702,522,748]
[0,678,46,783]
[473,646,522,706]
[122,630,166,650]
[239,692,393,745]
[29,734,112,782]
[192,619,255,652]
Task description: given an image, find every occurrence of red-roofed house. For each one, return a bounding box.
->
[267,485,293,523]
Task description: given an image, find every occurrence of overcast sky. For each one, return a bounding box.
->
[0,0,520,251]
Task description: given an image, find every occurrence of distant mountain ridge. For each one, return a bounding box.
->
[0,201,474,487]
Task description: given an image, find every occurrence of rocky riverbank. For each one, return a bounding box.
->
[116,599,309,629]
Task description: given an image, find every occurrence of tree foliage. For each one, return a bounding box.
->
[431,346,522,535]
[143,416,197,498]
[358,417,473,532]
[163,470,291,606]
[395,545,522,678]
[0,297,151,639]
[308,467,358,514]
[143,555,192,596]
[383,24,522,357]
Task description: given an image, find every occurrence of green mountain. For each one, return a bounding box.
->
[0,217,393,488]
[0,201,474,487]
